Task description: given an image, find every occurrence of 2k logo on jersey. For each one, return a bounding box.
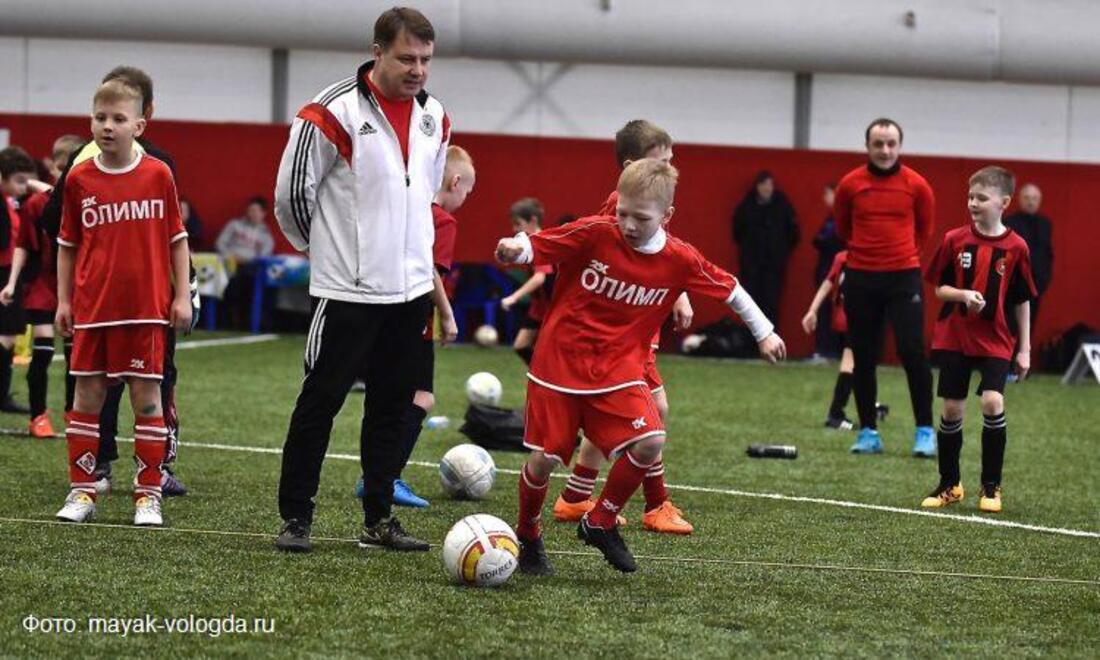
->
[580,259,671,307]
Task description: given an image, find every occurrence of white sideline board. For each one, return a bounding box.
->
[1061,343,1100,385]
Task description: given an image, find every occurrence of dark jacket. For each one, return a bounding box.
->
[812,215,845,283]
[732,189,800,268]
[1003,212,1053,295]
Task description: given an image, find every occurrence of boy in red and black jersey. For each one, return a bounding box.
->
[500,197,553,366]
[0,146,39,414]
[921,166,1036,514]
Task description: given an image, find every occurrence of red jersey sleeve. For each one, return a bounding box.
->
[913,175,936,247]
[164,173,186,243]
[826,251,847,286]
[57,174,82,247]
[680,242,737,302]
[528,217,609,266]
[925,235,955,287]
[433,215,457,273]
[833,177,853,242]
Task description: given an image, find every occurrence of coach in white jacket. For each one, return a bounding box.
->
[273,7,449,553]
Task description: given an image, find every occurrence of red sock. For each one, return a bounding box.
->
[133,415,168,502]
[642,460,668,512]
[561,464,598,503]
[588,452,650,528]
[516,464,549,541]
[66,411,100,498]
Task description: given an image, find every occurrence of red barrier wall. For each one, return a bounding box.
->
[4,112,1097,358]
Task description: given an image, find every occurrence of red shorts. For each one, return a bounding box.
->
[643,350,663,393]
[70,324,167,380]
[523,381,665,465]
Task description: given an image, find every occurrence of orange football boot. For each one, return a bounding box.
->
[553,495,626,525]
[29,413,56,438]
[642,500,694,535]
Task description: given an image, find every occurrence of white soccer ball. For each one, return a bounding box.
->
[473,324,499,347]
[442,514,519,587]
[439,443,497,500]
[465,371,502,407]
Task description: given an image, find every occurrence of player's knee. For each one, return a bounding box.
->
[980,391,1004,416]
[653,391,669,422]
[526,452,556,480]
[413,390,434,412]
[74,377,108,412]
[941,399,966,421]
[576,437,604,469]
[627,435,664,466]
[128,379,163,417]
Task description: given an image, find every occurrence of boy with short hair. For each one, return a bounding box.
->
[921,166,1035,513]
[355,144,472,507]
[500,197,552,365]
[0,136,85,436]
[553,119,696,535]
[496,159,785,573]
[0,146,38,414]
[54,79,192,526]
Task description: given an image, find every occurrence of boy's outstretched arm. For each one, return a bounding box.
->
[801,279,833,335]
[727,285,786,363]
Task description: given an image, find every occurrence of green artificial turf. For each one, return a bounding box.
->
[1,332,1096,657]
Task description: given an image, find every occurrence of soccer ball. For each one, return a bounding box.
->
[442,514,519,587]
[473,324,499,347]
[465,371,502,406]
[439,443,497,500]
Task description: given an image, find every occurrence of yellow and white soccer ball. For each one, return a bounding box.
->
[442,514,519,587]
[439,443,497,500]
[464,371,502,407]
[473,324,499,347]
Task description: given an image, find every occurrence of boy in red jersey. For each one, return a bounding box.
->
[496,159,785,573]
[53,80,192,526]
[1,136,84,437]
[921,166,1035,514]
[801,250,857,429]
[0,146,38,415]
[553,119,697,535]
[500,197,552,365]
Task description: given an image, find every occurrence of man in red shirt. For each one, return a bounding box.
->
[834,118,936,457]
[921,166,1035,514]
[54,80,192,527]
[496,159,785,574]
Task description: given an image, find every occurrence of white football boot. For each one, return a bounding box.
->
[56,490,96,523]
[133,496,164,527]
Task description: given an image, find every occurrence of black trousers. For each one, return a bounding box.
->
[739,261,785,326]
[842,268,933,430]
[96,330,180,467]
[278,294,431,526]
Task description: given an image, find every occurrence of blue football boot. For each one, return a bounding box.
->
[912,425,937,458]
[849,428,883,454]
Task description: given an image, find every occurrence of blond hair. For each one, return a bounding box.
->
[445,145,473,169]
[51,134,84,163]
[969,165,1015,197]
[617,158,679,210]
[92,79,142,114]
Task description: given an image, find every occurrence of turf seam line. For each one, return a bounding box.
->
[1,516,1095,587]
[5,432,1098,540]
[48,333,280,363]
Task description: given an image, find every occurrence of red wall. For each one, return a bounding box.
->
[4,113,1097,358]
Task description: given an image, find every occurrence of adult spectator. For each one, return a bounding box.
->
[1004,183,1053,340]
[812,183,845,358]
[216,196,275,328]
[273,6,449,553]
[731,170,800,324]
[835,118,935,456]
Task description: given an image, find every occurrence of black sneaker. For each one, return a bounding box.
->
[358,517,430,552]
[577,516,637,573]
[824,415,854,430]
[275,518,312,553]
[0,397,29,414]
[875,402,890,421]
[517,537,554,576]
